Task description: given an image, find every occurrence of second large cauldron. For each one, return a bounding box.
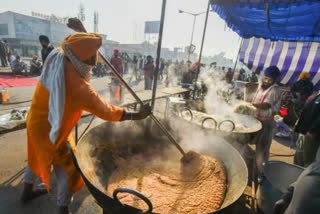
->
[69,119,248,214]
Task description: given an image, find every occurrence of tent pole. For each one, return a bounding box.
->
[232,38,244,74]
[151,0,167,110]
[193,0,210,100]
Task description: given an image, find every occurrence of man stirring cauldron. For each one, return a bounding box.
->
[251,66,281,172]
[21,33,151,214]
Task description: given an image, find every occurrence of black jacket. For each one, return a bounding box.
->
[291,79,314,98]
[41,44,54,63]
[295,94,320,138]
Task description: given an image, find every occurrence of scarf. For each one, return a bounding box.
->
[40,44,94,144]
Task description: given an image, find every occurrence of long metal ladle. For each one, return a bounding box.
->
[67,18,186,157]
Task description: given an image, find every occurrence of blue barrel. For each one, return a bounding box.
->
[257,161,305,214]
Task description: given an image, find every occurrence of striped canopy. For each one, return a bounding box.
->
[240,37,320,90]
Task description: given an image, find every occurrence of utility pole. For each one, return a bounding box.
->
[93,11,99,33]
[151,0,167,110]
[178,10,207,60]
[77,3,86,23]
[193,0,210,99]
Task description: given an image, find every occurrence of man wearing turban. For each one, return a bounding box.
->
[251,66,281,172]
[291,72,314,103]
[39,35,54,63]
[21,33,151,214]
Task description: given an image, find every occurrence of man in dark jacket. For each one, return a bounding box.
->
[4,40,11,63]
[291,72,314,101]
[294,94,320,167]
[237,68,246,81]
[39,35,54,63]
[225,67,234,84]
[0,40,8,67]
[144,55,154,90]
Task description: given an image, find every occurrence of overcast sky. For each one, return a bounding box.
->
[1,0,242,58]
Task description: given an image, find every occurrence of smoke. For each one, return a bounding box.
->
[166,64,180,87]
[198,67,242,117]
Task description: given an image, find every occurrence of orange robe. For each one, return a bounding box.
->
[26,33,124,194]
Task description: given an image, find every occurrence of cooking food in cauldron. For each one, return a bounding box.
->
[233,103,257,116]
[96,142,227,214]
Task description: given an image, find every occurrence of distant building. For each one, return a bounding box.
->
[0,11,74,57]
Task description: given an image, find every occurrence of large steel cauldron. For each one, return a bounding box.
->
[68,119,248,214]
[257,161,305,214]
[175,109,262,145]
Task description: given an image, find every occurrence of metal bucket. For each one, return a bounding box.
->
[70,120,248,214]
[257,161,305,214]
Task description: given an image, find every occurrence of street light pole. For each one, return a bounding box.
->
[188,15,197,60]
[178,10,208,60]
[192,0,210,99]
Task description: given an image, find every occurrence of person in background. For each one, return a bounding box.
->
[225,67,234,84]
[11,55,28,76]
[139,55,144,70]
[182,60,194,86]
[191,61,200,72]
[30,55,42,76]
[133,55,138,79]
[122,52,129,74]
[235,68,246,99]
[283,72,314,128]
[110,49,123,76]
[294,93,320,167]
[39,35,54,63]
[210,62,217,70]
[0,40,8,67]
[4,40,11,63]
[144,55,154,90]
[237,68,246,81]
[21,32,151,214]
[251,66,281,172]
[291,72,314,104]
[273,146,320,214]
[159,58,165,80]
[248,72,258,83]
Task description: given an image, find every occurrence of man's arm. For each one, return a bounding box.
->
[308,116,320,137]
[253,102,271,110]
[273,186,294,214]
[256,86,281,112]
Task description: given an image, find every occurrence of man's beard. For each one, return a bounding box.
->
[42,44,48,48]
[261,82,272,90]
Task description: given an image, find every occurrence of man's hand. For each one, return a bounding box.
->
[305,132,313,141]
[120,103,152,121]
[67,18,87,33]
[137,103,152,120]
[253,102,271,110]
[273,199,289,214]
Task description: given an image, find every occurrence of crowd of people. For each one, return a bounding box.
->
[0,35,55,77]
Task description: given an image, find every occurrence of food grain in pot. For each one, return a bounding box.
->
[104,148,227,214]
[233,103,257,116]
